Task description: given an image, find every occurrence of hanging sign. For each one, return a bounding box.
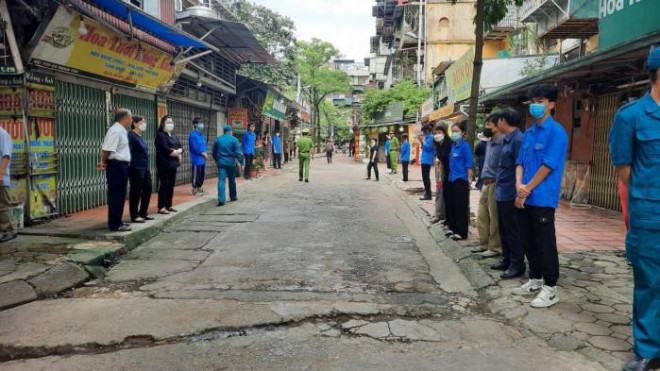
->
[228,108,249,130]
[30,7,179,92]
[445,47,475,103]
[262,90,286,121]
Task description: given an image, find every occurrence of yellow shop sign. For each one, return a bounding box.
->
[30,7,179,92]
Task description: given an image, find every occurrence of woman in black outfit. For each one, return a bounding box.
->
[155,115,183,215]
[127,115,154,223]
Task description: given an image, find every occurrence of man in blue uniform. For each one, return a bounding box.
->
[400,134,411,181]
[272,131,282,169]
[384,136,391,171]
[189,118,208,195]
[512,85,568,308]
[213,125,244,206]
[242,123,256,179]
[610,48,660,371]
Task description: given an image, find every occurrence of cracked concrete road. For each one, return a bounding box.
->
[0,157,605,370]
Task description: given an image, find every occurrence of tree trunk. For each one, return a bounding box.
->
[466,0,485,150]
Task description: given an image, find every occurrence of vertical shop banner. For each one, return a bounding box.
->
[228,108,248,130]
[30,7,180,92]
[445,48,475,103]
[0,118,27,204]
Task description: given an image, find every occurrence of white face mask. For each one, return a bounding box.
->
[138,123,147,132]
[434,133,445,143]
[164,123,174,133]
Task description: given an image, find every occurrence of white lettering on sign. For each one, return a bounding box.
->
[600,0,642,18]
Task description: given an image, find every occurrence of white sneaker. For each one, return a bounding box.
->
[191,188,198,195]
[512,279,544,296]
[530,285,559,308]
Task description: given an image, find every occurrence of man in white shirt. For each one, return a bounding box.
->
[97,108,132,231]
[0,126,16,242]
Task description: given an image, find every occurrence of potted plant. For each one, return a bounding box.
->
[251,152,264,177]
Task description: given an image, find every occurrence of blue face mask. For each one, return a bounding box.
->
[529,103,546,120]
[197,124,204,131]
[451,132,462,141]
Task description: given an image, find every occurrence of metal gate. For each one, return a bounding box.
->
[55,81,108,215]
[589,93,621,211]
[112,94,157,190]
[166,99,217,186]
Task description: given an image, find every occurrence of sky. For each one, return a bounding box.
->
[252,0,375,62]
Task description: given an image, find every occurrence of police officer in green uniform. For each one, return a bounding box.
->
[610,48,660,371]
[297,128,314,183]
[389,132,399,174]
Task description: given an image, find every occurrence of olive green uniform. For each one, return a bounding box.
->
[296,136,314,181]
[389,137,399,174]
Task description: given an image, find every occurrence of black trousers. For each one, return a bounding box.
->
[498,200,525,272]
[421,164,432,196]
[402,161,409,181]
[446,179,470,239]
[326,150,333,164]
[157,166,177,210]
[129,168,152,221]
[244,154,254,179]
[386,154,391,169]
[516,205,559,286]
[192,164,205,188]
[273,152,281,169]
[367,160,379,180]
[106,160,129,230]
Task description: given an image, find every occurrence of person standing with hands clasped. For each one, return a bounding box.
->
[512,85,568,309]
[98,108,133,232]
[418,124,435,200]
[430,122,452,225]
[155,115,183,215]
[445,121,473,241]
[189,118,208,196]
[272,131,282,169]
[610,48,660,371]
[127,115,154,224]
[400,134,410,182]
[242,123,256,179]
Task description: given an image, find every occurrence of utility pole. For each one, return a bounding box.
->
[416,0,423,86]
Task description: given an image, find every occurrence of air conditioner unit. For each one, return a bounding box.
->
[175,0,183,11]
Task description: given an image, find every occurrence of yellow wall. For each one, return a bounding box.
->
[483,40,505,58]
[424,1,476,84]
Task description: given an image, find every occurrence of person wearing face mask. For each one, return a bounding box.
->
[512,84,568,309]
[445,121,473,241]
[400,134,410,181]
[127,115,154,224]
[189,118,208,196]
[272,131,282,169]
[474,113,504,259]
[417,124,435,200]
[365,137,379,181]
[213,125,244,206]
[430,122,452,225]
[389,132,399,174]
[610,48,660,371]
[155,115,183,215]
[384,136,391,172]
[474,133,488,190]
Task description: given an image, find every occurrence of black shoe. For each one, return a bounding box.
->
[299,178,303,182]
[230,198,238,202]
[305,180,309,183]
[500,269,525,279]
[141,215,155,221]
[217,202,225,207]
[0,233,17,243]
[623,356,660,371]
[375,179,379,181]
[490,260,508,270]
[419,195,432,201]
[365,178,371,180]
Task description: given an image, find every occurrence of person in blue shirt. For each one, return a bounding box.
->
[610,49,660,371]
[400,134,411,181]
[272,131,282,169]
[189,118,208,196]
[242,123,256,179]
[512,84,568,309]
[212,125,244,206]
[417,124,435,200]
[431,122,452,225]
[493,107,525,279]
[384,137,391,171]
[127,115,153,224]
[445,121,474,241]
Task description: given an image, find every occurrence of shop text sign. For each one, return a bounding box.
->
[228,108,249,130]
[599,0,658,49]
[445,47,474,103]
[30,7,177,92]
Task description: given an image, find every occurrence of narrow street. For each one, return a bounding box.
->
[0,157,603,370]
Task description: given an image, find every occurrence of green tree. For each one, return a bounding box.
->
[452,0,524,149]
[319,100,352,141]
[226,0,298,88]
[296,39,350,144]
[361,79,430,122]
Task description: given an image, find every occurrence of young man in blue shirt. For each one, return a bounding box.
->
[272,131,282,169]
[610,48,660,371]
[418,124,435,200]
[400,134,411,181]
[512,85,568,308]
[242,123,256,179]
[446,121,474,241]
[189,117,208,195]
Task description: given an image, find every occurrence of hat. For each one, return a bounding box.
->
[648,47,660,70]
[224,125,233,132]
[302,128,311,134]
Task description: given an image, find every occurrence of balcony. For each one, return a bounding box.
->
[485,5,521,41]
[521,0,599,39]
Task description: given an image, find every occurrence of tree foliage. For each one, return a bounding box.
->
[226,0,298,88]
[361,79,430,122]
[319,100,353,142]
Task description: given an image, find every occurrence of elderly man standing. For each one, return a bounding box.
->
[0,125,16,242]
[610,48,660,371]
[98,108,133,232]
[213,125,244,206]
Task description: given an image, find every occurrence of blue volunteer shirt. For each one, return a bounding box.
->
[127,131,149,171]
[400,141,411,162]
[448,139,474,182]
[420,133,435,165]
[213,133,244,167]
[516,116,568,208]
[0,127,11,185]
[496,129,524,202]
[384,139,390,153]
[242,131,256,155]
[189,130,207,166]
[272,135,282,154]
[610,92,660,231]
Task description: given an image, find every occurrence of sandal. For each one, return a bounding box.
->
[158,209,170,215]
[113,225,132,232]
[167,208,178,213]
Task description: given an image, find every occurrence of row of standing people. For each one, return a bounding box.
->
[241,123,296,177]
